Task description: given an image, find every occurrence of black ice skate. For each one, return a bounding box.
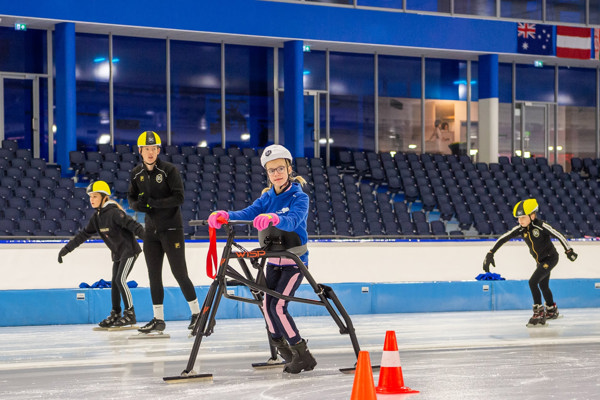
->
[188,313,199,330]
[526,304,547,328]
[129,318,170,339]
[93,310,120,331]
[110,307,138,330]
[545,303,560,320]
[283,339,317,374]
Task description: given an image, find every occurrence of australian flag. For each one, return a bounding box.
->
[517,22,554,55]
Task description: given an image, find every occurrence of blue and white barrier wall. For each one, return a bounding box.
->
[1,239,599,326]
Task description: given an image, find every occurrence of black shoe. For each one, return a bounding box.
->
[98,310,120,328]
[138,318,166,333]
[283,339,317,374]
[271,336,293,363]
[113,307,136,327]
[188,313,199,330]
[527,304,546,327]
[545,303,559,320]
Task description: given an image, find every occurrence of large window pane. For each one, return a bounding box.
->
[501,0,542,20]
[498,103,513,158]
[329,52,375,155]
[547,0,585,23]
[225,45,273,150]
[455,0,496,16]
[358,0,403,9]
[425,59,466,155]
[75,33,109,151]
[591,0,600,24]
[0,27,46,74]
[113,37,166,147]
[378,55,422,154]
[515,64,554,102]
[407,0,450,12]
[170,41,221,147]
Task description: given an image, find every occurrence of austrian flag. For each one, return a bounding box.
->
[556,26,592,59]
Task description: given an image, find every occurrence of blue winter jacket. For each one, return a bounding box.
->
[228,182,309,264]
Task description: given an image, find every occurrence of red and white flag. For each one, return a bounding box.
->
[556,26,591,59]
[594,28,599,60]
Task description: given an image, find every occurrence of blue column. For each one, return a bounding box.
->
[478,54,499,164]
[54,22,77,175]
[283,40,304,159]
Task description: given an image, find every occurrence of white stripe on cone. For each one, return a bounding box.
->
[380,350,401,367]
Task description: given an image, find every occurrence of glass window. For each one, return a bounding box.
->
[546,0,585,23]
[378,55,422,154]
[170,41,221,148]
[558,67,596,107]
[113,36,167,147]
[75,33,110,151]
[498,64,514,159]
[591,0,600,24]
[225,44,274,150]
[501,0,542,20]
[0,27,47,74]
[306,0,353,4]
[515,64,554,102]
[329,52,375,155]
[454,0,496,16]
[277,49,326,91]
[406,0,450,13]
[358,0,403,9]
[498,63,512,104]
[425,59,467,155]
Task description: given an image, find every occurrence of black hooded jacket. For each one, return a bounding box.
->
[64,201,144,262]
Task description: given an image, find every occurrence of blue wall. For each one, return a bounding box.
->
[2,279,599,326]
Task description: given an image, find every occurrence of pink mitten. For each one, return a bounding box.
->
[253,213,280,231]
[207,210,229,229]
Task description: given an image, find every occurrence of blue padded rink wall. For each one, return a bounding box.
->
[0,238,599,399]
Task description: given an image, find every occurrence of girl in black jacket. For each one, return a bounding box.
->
[483,198,577,327]
[58,181,145,329]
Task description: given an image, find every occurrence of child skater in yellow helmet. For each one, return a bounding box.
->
[58,181,146,329]
[482,198,578,327]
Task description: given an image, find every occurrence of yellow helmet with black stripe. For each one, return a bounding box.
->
[513,198,538,218]
[86,181,111,196]
[137,131,161,147]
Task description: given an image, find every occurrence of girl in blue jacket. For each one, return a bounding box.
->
[208,144,316,374]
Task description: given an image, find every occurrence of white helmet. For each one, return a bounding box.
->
[260,144,293,168]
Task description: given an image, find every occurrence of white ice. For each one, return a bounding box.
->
[1,309,599,399]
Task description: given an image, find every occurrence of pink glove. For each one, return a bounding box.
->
[208,210,229,229]
[253,213,280,231]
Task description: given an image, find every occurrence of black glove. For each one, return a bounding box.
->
[565,249,578,262]
[58,247,69,264]
[138,192,151,209]
[483,251,495,273]
[135,226,146,240]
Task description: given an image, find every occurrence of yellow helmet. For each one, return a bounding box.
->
[137,131,161,147]
[86,181,111,196]
[513,198,538,217]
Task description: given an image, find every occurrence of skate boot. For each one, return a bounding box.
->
[113,307,136,327]
[272,336,293,363]
[526,304,546,327]
[545,303,559,320]
[98,310,120,328]
[283,339,317,374]
[138,317,166,334]
[188,313,199,330]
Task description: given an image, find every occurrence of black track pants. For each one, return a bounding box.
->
[143,228,197,305]
[528,253,558,305]
[111,255,137,311]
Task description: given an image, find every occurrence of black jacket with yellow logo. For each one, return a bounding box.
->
[490,218,572,263]
[64,201,143,262]
[127,158,185,233]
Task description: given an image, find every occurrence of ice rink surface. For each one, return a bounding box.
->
[1,309,599,400]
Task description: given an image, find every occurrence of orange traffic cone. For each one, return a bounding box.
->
[350,351,377,400]
[376,330,419,394]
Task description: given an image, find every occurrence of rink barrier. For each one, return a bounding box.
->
[1,279,599,326]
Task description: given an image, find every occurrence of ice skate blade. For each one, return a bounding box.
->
[128,331,170,339]
[92,327,109,331]
[163,372,213,383]
[526,323,548,328]
[252,359,286,369]
[107,325,139,331]
[339,364,380,374]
